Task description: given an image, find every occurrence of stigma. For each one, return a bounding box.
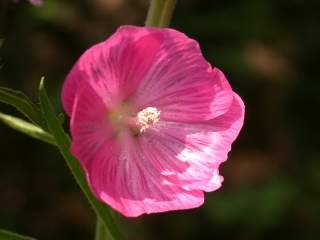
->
[136,107,160,132]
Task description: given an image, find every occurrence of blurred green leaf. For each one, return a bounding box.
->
[0,87,44,128]
[0,229,37,240]
[57,112,65,125]
[38,79,123,240]
[0,112,55,145]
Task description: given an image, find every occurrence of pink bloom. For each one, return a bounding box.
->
[13,0,42,6]
[28,0,42,6]
[62,26,245,217]
[29,0,42,6]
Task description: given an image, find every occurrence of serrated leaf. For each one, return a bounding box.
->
[0,229,37,240]
[0,112,55,145]
[0,86,44,127]
[38,79,123,240]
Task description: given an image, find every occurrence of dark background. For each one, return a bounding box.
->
[0,0,319,239]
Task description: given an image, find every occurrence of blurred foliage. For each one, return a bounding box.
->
[0,0,319,239]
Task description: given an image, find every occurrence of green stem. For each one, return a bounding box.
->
[145,0,178,27]
[145,0,164,27]
[95,218,112,240]
[158,0,177,27]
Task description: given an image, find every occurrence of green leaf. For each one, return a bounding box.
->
[38,79,123,240]
[0,86,44,127]
[57,112,65,125]
[0,112,55,145]
[0,229,37,240]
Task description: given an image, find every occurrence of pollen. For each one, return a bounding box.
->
[137,107,160,132]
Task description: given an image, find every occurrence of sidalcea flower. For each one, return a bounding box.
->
[14,0,42,6]
[62,26,245,217]
[28,0,42,6]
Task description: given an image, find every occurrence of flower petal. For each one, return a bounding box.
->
[74,130,204,217]
[139,92,244,192]
[62,26,163,115]
[69,81,204,217]
[96,136,205,217]
[63,26,234,121]
[70,81,114,167]
[130,28,234,121]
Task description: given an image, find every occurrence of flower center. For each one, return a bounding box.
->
[108,105,160,135]
[136,107,161,132]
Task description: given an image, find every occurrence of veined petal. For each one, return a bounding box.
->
[62,26,163,115]
[63,26,234,121]
[139,93,244,192]
[74,129,204,217]
[70,81,113,166]
[130,28,234,121]
[69,81,204,217]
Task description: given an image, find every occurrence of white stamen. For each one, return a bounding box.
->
[137,107,160,132]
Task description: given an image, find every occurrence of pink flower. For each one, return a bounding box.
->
[62,26,245,217]
[28,0,42,6]
[13,0,42,6]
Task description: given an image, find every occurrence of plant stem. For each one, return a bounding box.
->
[145,0,164,27]
[95,218,112,240]
[145,0,178,27]
[158,0,177,27]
